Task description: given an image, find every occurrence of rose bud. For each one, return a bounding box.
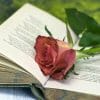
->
[34,35,76,80]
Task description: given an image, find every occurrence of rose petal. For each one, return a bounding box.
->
[35,46,57,75]
[57,40,70,57]
[34,36,58,75]
[34,36,58,54]
[51,49,76,80]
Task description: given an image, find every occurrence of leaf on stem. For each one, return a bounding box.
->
[66,26,74,47]
[82,47,100,55]
[65,8,100,48]
[45,25,53,37]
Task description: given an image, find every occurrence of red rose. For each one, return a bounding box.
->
[34,35,76,80]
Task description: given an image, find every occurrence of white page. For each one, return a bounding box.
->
[45,55,100,96]
[0,4,49,85]
[0,4,77,85]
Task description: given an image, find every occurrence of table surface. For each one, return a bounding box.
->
[0,87,36,100]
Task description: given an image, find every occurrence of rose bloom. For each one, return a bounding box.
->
[34,35,76,80]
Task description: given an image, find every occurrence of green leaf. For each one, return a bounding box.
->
[66,8,87,35]
[65,8,100,48]
[65,8,100,35]
[82,47,100,55]
[76,51,90,60]
[66,26,73,47]
[45,25,53,37]
[79,31,100,47]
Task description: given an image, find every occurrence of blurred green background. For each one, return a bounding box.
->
[0,0,100,24]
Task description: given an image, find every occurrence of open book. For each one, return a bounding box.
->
[0,3,100,100]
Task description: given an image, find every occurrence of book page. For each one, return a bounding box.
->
[0,55,29,73]
[45,55,100,96]
[0,4,77,85]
